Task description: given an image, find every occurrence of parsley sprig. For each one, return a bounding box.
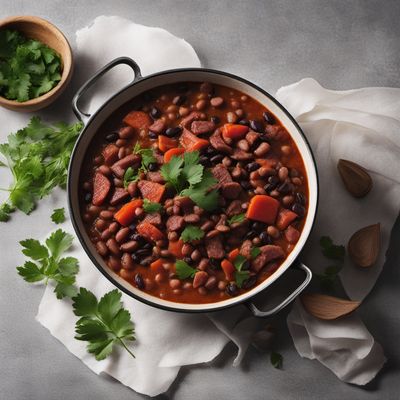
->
[161,151,219,211]
[228,213,246,225]
[180,225,204,243]
[233,254,250,287]
[73,288,135,360]
[17,229,79,299]
[123,143,156,187]
[175,260,196,280]
[143,198,162,213]
[51,207,66,224]
[0,30,62,101]
[0,117,83,221]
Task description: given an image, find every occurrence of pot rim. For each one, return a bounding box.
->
[68,65,319,314]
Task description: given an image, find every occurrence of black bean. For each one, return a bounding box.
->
[148,131,158,140]
[238,119,249,126]
[84,192,92,203]
[277,182,291,194]
[131,253,140,263]
[258,133,271,143]
[150,107,161,119]
[148,162,158,171]
[240,181,252,190]
[143,242,153,250]
[205,146,218,156]
[242,275,257,289]
[173,95,186,106]
[210,154,224,164]
[199,155,211,167]
[129,224,136,231]
[105,132,119,142]
[136,248,152,256]
[165,126,182,138]
[226,282,239,296]
[241,260,251,271]
[211,116,220,124]
[246,162,260,172]
[296,192,306,205]
[134,273,145,289]
[184,256,194,265]
[263,111,275,124]
[251,221,266,232]
[263,183,275,193]
[249,120,264,132]
[292,203,305,217]
[131,233,143,242]
[268,176,280,185]
[209,258,220,270]
[259,231,272,245]
[245,230,257,240]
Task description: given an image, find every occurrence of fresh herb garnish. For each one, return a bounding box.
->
[233,254,250,287]
[51,207,65,224]
[72,288,135,360]
[180,225,204,243]
[0,30,62,101]
[320,236,345,262]
[228,213,246,225]
[142,198,162,213]
[123,143,157,187]
[161,152,219,211]
[17,229,79,299]
[175,259,196,280]
[270,352,283,369]
[250,247,261,258]
[0,117,83,221]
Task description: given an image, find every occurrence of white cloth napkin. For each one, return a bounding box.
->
[35,16,261,397]
[277,78,400,384]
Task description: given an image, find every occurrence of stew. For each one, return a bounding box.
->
[80,82,308,304]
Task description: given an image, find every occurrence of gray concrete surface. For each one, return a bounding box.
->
[1,1,400,399]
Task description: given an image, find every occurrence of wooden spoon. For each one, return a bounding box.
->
[301,293,360,320]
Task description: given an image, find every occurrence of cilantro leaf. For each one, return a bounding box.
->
[320,236,345,262]
[232,254,251,287]
[0,202,15,221]
[235,270,250,287]
[133,143,156,170]
[161,155,184,192]
[51,207,65,224]
[182,151,203,185]
[180,225,204,243]
[143,198,162,213]
[228,213,246,225]
[123,167,139,187]
[233,254,247,271]
[72,288,135,360]
[250,247,261,258]
[17,229,79,298]
[270,352,283,369]
[175,260,196,280]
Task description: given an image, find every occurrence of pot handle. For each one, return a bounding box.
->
[246,262,312,318]
[72,57,142,124]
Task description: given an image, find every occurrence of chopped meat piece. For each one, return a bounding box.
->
[205,236,224,259]
[209,130,232,154]
[92,172,111,206]
[109,188,129,206]
[154,151,164,164]
[285,225,300,244]
[143,212,162,226]
[166,215,184,231]
[138,180,165,203]
[147,171,165,183]
[251,245,285,272]
[226,200,243,217]
[212,164,232,185]
[183,213,199,223]
[240,240,253,259]
[102,144,119,166]
[191,120,215,135]
[174,196,194,213]
[111,154,140,178]
[221,182,242,199]
[180,111,204,128]
[149,119,166,134]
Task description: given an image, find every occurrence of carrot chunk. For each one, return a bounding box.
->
[114,198,143,226]
[221,259,235,281]
[228,248,240,262]
[164,147,185,163]
[158,135,178,153]
[137,180,165,203]
[222,123,249,140]
[150,258,168,273]
[276,209,298,230]
[137,221,164,241]
[168,239,184,258]
[123,111,152,131]
[180,128,209,151]
[246,195,280,224]
[92,172,111,206]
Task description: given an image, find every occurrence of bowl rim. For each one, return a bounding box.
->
[0,15,73,108]
[68,66,319,313]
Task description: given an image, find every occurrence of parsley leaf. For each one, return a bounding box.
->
[72,288,135,360]
[175,260,196,280]
[182,152,203,185]
[233,254,247,271]
[123,167,139,187]
[0,30,62,101]
[235,270,250,287]
[0,117,83,221]
[133,142,156,170]
[51,207,65,224]
[143,198,162,213]
[250,247,261,258]
[161,155,184,192]
[228,213,246,225]
[270,352,283,369]
[232,254,250,287]
[320,236,345,262]
[17,229,79,299]
[180,225,204,243]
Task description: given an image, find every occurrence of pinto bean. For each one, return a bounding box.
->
[254,142,271,157]
[226,111,238,123]
[170,279,181,289]
[96,241,108,256]
[205,276,217,290]
[100,229,112,241]
[95,218,108,231]
[116,227,131,243]
[193,271,209,288]
[119,126,134,139]
[278,167,289,181]
[238,139,250,151]
[106,238,120,255]
[210,97,224,107]
[107,256,121,271]
[121,252,134,269]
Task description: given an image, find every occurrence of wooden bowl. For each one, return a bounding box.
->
[0,16,73,112]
